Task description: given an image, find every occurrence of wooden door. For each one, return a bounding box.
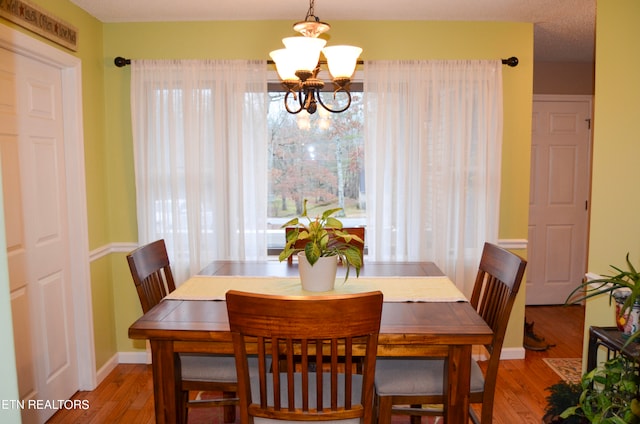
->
[527,96,591,305]
[0,46,78,423]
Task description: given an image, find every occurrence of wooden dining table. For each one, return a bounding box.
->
[128,261,493,424]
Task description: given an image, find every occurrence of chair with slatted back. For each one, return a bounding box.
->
[126,239,239,423]
[226,290,383,423]
[285,227,365,265]
[374,242,527,424]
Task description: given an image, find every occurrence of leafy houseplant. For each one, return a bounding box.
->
[278,199,363,283]
[566,253,640,339]
[561,254,640,423]
[543,382,586,424]
[561,356,640,423]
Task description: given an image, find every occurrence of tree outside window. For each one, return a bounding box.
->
[267,89,365,249]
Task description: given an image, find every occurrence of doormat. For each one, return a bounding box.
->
[543,358,582,384]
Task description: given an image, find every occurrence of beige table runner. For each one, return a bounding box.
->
[167,275,467,302]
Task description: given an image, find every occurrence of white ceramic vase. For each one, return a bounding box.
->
[297,252,338,292]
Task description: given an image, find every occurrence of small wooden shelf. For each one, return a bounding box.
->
[587,326,640,371]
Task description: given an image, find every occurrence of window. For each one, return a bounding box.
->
[131,60,502,291]
[266,84,365,250]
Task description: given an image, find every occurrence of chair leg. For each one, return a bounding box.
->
[373,393,379,423]
[478,402,492,424]
[180,391,189,424]
[475,392,494,424]
[410,407,422,424]
[222,392,236,423]
[376,396,393,424]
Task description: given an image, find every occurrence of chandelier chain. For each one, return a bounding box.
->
[305,0,320,22]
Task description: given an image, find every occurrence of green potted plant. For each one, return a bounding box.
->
[566,253,640,339]
[561,355,640,423]
[278,199,363,291]
[543,381,586,424]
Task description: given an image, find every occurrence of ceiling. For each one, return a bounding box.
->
[69,0,595,63]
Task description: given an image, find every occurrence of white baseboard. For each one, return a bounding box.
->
[118,351,151,364]
[473,345,523,361]
[500,347,525,360]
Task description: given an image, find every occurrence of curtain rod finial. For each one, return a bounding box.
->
[114,57,131,67]
[502,57,518,67]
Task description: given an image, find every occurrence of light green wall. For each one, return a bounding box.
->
[0,0,117,372]
[104,20,534,352]
[90,256,117,367]
[589,1,640,268]
[583,0,640,361]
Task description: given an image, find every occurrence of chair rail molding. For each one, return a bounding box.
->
[90,242,139,262]
[498,239,528,251]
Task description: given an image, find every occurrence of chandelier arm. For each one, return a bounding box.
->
[316,89,352,114]
[283,90,305,114]
[303,89,319,114]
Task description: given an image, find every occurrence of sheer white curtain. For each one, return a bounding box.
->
[130,59,268,283]
[364,60,503,295]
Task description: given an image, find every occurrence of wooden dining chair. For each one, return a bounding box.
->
[285,226,365,265]
[226,290,383,423]
[374,242,527,424]
[126,239,239,423]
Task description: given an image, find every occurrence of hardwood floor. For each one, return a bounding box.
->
[483,304,585,424]
[47,363,155,424]
[47,305,584,423]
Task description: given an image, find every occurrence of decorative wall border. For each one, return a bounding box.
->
[0,0,78,51]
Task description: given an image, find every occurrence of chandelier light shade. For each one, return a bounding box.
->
[322,45,363,78]
[269,49,299,81]
[282,37,327,73]
[269,0,362,114]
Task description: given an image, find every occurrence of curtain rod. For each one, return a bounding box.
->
[114,56,519,68]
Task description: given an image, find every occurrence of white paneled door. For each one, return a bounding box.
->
[0,46,78,423]
[527,96,591,305]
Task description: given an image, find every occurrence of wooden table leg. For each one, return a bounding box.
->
[150,340,182,424]
[443,344,472,424]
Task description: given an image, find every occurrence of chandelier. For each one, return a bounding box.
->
[269,0,362,115]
